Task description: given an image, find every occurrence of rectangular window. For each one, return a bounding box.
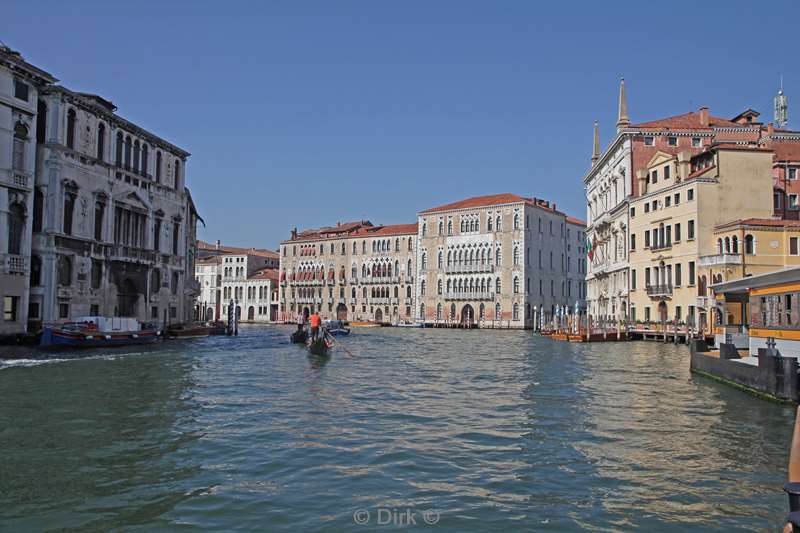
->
[645,267,651,286]
[151,306,159,319]
[689,261,696,286]
[664,165,671,179]
[91,259,102,289]
[651,170,658,184]
[791,194,799,210]
[644,136,654,146]
[692,137,701,147]
[775,193,783,210]
[644,203,650,213]
[630,233,636,250]
[688,189,694,201]
[668,137,677,146]
[790,168,797,180]
[630,207,635,217]
[14,80,29,101]
[791,237,799,256]
[688,220,695,240]
[674,223,681,242]
[674,192,680,205]
[3,296,18,321]
[644,230,650,248]
[665,196,671,207]
[675,306,682,321]
[675,264,682,286]
[90,304,99,316]
[645,307,651,322]
[631,307,636,322]
[59,303,69,319]
[28,301,40,319]
[652,200,657,211]
[631,269,637,290]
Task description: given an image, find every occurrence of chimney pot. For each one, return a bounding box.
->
[768,123,775,136]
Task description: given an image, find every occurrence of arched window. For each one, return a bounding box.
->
[421,252,427,270]
[732,235,739,254]
[406,285,411,298]
[395,238,399,251]
[12,123,27,171]
[495,247,501,266]
[447,220,453,235]
[487,217,493,232]
[496,215,501,230]
[351,287,356,298]
[421,222,427,236]
[352,241,357,254]
[124,136,132,169]
[513,303,519,320]
[513,213,520,230]
[495,303,501,320]
[96,123,105,161]
[420,280,426,296]
[438,221,443,235]
[133,140,140,173]
[407,237,413,251]
[372,241,377,253]
[437,279,443,295]
[116,132,123,167]
[141,144,149,176]
[460,219,465,233]
[407,259,412,276]
[7,202,25,255]
[363,241,367,254]
[717,238,723,254]
[513,246,519,265]
[495,277,501,294]
[724,236,730,254]
[437,250,443,269]
[436,303,442,320]
[57,255,72,286]
[513,276,520,294]
[745,234,755,255]
[156,151,162,182]
[174,159,181,187]
[66,109,76,149]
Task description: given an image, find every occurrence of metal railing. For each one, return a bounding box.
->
[646,284,673,297]
[4,254,26,274]
[445,263,495,274]
[444,291,495,301]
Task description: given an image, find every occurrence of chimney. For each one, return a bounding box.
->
[215,239,221,250]
[768,122,775,137]
[677,151,691,181]
[291,227,298,240]
[699,107,709,127]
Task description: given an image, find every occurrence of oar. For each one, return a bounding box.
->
[324,329,356,358]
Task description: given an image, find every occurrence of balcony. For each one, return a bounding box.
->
[404,297,413,305]
[445,263,495,274]
[698,253,742,267]
[650,241,672,252]
[3,254,27,275]
[3,171,31,191]
[110,245,156,263]
[593,211,611,228]
[646,284,673,297]
[444,292,495,301]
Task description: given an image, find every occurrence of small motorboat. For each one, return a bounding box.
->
[290,328,308,344]
[395,320,424,328]
[165,321,220,338]
[323,319,350,336]
[40,316,160,348]
[307,334,332,356]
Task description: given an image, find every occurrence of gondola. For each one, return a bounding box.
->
[306,334,332,356]
[290,328,308,344]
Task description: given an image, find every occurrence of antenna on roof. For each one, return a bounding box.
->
[775,75,788,128]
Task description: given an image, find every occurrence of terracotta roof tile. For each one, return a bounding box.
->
[248,268,279,281]
[771,140,800,162]
[420,193,531,214]
[565,216,586,226]
[715,218,800,230]
[631,111,745,130]
[197,240,279,259]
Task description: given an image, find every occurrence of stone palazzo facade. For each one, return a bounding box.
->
[416,193,585,328]
[278,194,587,329]
[0,44,200,334]
[279,221,418,323]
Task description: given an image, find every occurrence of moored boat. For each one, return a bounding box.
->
[40,316,160,348]
[323,319,351,336]
[165,321,221,338]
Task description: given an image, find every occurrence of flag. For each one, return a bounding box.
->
[587,236,595,261]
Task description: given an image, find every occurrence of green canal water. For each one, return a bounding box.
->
[0,326,794,532]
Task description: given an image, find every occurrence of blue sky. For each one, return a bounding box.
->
[4,1,799,248]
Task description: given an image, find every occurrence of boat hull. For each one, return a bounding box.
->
[327,328,350,336]
[307,337,330,356]
[40,327,160,348]
[291,329,308,344]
